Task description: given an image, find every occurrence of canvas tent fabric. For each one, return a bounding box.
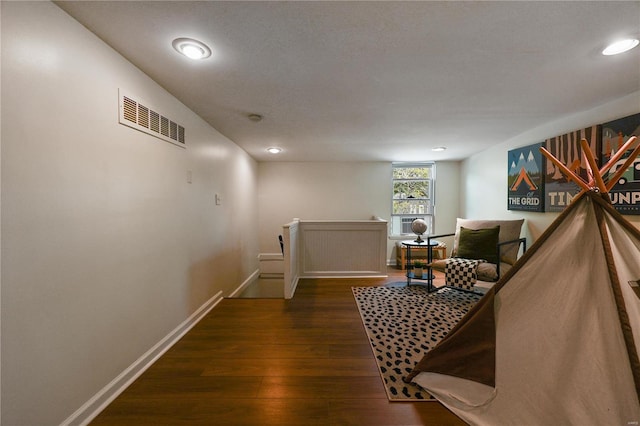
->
[405,191,640,426]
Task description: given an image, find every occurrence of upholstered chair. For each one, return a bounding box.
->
[429,218,526,293]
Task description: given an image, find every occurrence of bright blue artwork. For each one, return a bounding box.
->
[508,142,545,212]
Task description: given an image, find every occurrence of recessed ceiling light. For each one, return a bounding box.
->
[248,114,264,122]
[432,147,447,152]
[602,39,639,56]
[172,38,212,60]
[267,147,282,154]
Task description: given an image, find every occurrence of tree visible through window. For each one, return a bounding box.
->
[391,163,435,236]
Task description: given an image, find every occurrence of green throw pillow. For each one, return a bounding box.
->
[456,226,500,264]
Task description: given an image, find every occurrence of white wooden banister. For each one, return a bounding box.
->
[283,219,388,298]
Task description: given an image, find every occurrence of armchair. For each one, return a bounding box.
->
[428,218,526,293]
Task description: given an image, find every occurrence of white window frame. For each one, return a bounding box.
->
[390,162,435,238]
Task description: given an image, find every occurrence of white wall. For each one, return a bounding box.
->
[1,2,258,425]
[258,161,461,262]
[258,162,391,251]
[461,92,640,244]
[432,161,461,235]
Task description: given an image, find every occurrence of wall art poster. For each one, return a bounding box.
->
[508,143,545,212]
[601,113,640,215]
[544,125,601,212]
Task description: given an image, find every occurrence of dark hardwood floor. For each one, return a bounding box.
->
[91,268,464,425]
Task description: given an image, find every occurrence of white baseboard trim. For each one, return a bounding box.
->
[285,276,300,299]
[61,290,224,426]
[228,269,260,298]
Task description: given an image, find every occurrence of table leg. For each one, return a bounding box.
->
[426,244,433,291]
[406,245,412,286]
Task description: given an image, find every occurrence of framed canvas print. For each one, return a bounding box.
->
[508,142,545,212]
[544,125,601,212]
[601,113,640,215]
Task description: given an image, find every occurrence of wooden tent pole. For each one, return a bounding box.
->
[581,138,607,193]
[540,147,591,192]
[600,135,637,176]
[606,140,640,191]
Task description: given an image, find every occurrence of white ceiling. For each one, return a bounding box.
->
[55,1,640,162]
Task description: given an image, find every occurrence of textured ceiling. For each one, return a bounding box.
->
[55,1,640,162]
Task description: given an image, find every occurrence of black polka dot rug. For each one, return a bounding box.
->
[352,285,481,401]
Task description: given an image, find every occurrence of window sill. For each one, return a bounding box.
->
[389,234,418,241]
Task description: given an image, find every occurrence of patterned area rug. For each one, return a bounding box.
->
[352,285,481,401]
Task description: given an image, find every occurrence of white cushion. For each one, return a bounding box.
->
[431,259,512,282]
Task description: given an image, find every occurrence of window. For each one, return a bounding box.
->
[391,163,435,236]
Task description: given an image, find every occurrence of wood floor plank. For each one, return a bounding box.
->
[164,343,333,359]
[90,268,464,425]
[122,376,264,398]
[328,399,465,426]
[187,398,332,426]
[201,357,379,377]
[256,376,388,399]
[90,398,201,426]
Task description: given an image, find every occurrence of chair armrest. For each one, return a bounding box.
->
[496,238,527,279]
[498,237,527,253]
[424,233,453,263]
[427,232,455,242]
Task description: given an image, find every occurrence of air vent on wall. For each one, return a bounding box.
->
[118,89,186,148]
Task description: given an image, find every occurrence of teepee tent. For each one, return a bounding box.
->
[405,139,640,425]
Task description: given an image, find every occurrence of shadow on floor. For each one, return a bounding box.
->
[235,277,285,298]
[234,266,443,298]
